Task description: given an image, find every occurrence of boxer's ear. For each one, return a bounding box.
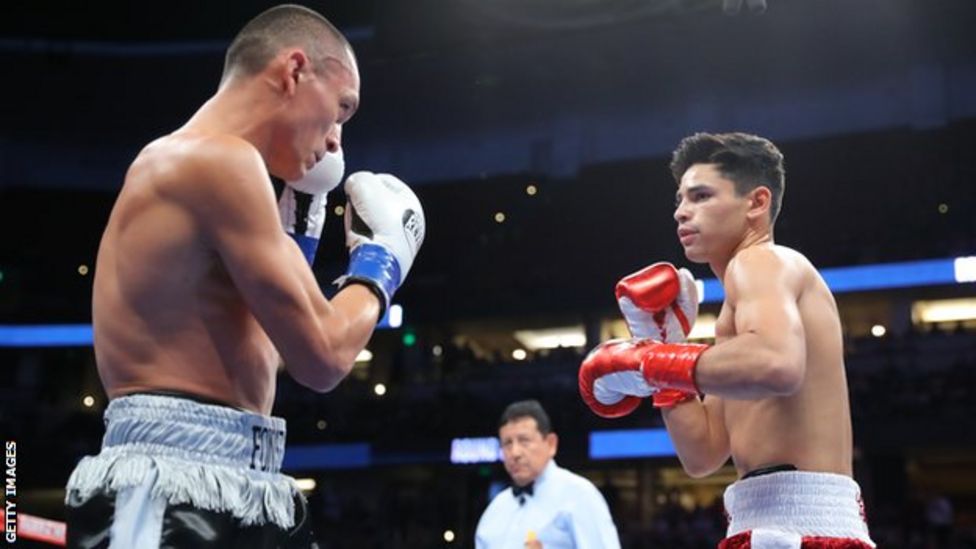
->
[746,186,771,222]
[278,48,310,95]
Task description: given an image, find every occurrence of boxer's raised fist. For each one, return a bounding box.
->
[339,172,425,318]
[616,262,698,342]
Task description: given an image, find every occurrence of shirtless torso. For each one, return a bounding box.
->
[93,134,281,413]
[580,133,872,546]
[92,34,376,415]
[713,245,852,476]
[659,160,855,479]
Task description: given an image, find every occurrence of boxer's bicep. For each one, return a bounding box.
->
[183,144,351,390]
[727,251,806,393]
[192,148,307,300]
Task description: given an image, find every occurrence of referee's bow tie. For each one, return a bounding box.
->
[512,482,534,499]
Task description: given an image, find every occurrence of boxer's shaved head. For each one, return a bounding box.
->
[221,4,354,83]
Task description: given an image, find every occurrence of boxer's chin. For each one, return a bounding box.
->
[682,245,708,264]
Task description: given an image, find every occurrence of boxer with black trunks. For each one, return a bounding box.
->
[579,132,874,548]
[64,5,425,548]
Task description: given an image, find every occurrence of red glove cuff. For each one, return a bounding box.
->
[652,389,699,409]
[639,342,707,394]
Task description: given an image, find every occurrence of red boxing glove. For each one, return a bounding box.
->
[579,338,707,418]
[615,263,702,408]
[579,339,655,418]
[615,262,699,341]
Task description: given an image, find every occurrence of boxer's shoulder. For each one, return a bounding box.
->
[175,133,263,182]
[132,132,263,186]
[725,244,808,297]
[727,243,789,272]
[130,132,271,214]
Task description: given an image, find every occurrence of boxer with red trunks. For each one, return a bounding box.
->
[579,132,874,548]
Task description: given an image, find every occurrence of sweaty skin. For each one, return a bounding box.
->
[92,44,377,414]
[662,164,853,478]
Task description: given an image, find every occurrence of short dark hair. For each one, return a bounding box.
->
[222,4,350,82]
[499,400,552,435]
[670,132,786,224]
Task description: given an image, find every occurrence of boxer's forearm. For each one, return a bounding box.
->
[280,243,379,392]
[323,283,382,358]
[661,397,730,477]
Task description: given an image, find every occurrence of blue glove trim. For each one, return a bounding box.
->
[288,233,320,265]
[343,243,401,317]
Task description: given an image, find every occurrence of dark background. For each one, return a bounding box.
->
[2,0,975,547]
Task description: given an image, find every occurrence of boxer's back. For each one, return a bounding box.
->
[93,134,278,413]
[717,245,853,476]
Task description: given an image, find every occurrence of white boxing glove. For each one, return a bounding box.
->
[287,146,345,195]
[279,148,345,264]
[338,171,425,317]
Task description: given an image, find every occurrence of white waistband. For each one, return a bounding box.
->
[724,471,874,546]
[102,393,286,472]
[65,394,297,529]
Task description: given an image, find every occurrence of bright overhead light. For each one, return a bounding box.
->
[871,324,886,337]
[607,315,716,341]
[295,478,317,492]
[955,256,976,283]
[387,304,403,328]
[514,327,586,350]
[912,298,976,323]
[356,349,373,362]
[687,315,716,340]
[512,348,527,361]
[694,279,705,304]
[450,437,501,464]
[374,383,387,396]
